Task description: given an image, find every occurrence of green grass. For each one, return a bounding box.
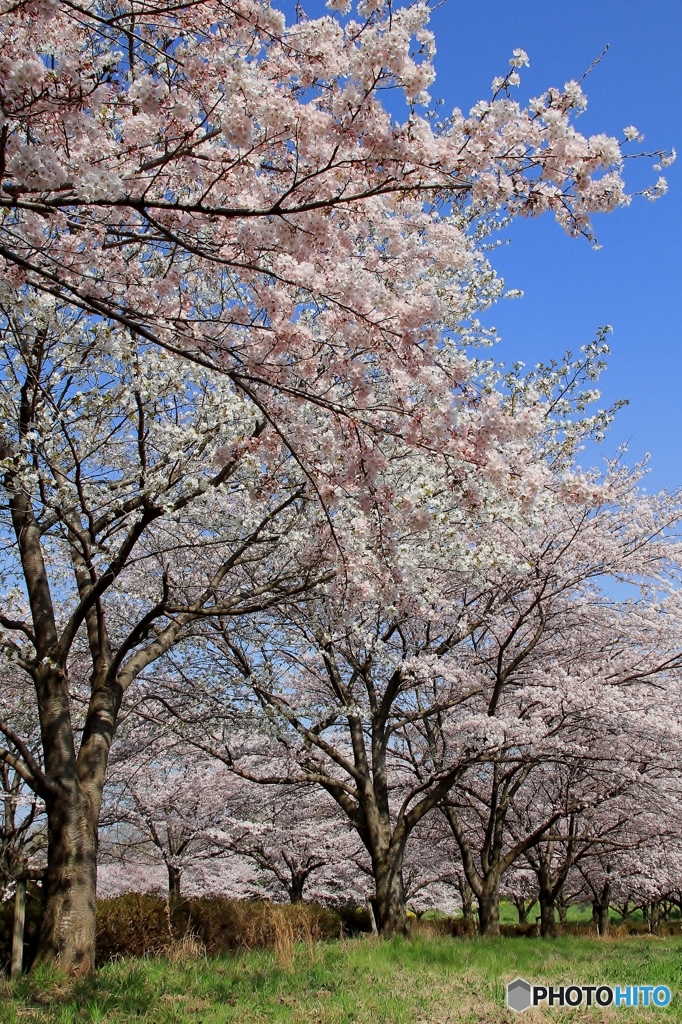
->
[2,934,682,1023]
[496,902,666,926]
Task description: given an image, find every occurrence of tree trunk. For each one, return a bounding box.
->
[287,873,306,903]
[31,660,119,976]
[375,853,407,937]
[33,786,98,975]
[168,864,182,903]
[556,891,568,925]
[513,896,530,925]
[538,890,557,938]
[459,879,473,921]
[592,899,610,936]
[650,899,660,934]
[478,883,500,937]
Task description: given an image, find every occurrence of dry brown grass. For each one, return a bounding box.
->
[94,894,343,965]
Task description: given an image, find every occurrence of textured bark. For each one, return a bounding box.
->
[33,785,98,975]
[539,890,557,938]
[31,666,115,976]
[375,856,408,937]
[478,884,500,936]
[459,878,474,921]
[167,864,182,903]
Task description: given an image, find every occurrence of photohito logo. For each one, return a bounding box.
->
[506,978,672,1012]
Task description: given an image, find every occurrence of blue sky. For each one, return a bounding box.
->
[425,0,681,491]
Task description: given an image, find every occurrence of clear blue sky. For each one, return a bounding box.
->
[288,0,681,489]
[425,0,681,491]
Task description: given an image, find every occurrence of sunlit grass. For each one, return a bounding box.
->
[2,934,681,1023]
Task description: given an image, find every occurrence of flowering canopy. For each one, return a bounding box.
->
[1,0,670,497]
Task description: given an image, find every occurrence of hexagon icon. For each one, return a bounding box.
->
[507,978,532,1012]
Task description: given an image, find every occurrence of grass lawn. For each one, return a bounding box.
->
[2,934,682,1024]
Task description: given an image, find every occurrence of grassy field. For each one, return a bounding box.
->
[2,933,682,1024]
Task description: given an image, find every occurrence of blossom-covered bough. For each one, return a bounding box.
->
[0,0,670,488]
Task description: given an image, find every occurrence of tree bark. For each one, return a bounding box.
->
[167,864,182,903]
[374,850,408,937]
[374,864,405,937]
[286,867,314,904]
[478,882,500,936]
[592,898,610,936]
[459,879,473,921]
[538,889,557,938]
[513,896,531,925]
[33,784,98,975]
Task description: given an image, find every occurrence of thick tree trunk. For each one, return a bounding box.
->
[592,900,609,936]
[287,874,305,903]
[478,883,500,936]
[33,785,98,975]
[168,864,182,903]
[538,890,557,938]
[31,661,118,976]
[375,853,407,937]
[556,891,568,925]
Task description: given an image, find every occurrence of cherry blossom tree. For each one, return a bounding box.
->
[401,449,682,934]
[219,782,366,905]
[101,712,367,905]
[0,301,329,972]
[102,736,233,902]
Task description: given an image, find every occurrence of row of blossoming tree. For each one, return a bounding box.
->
[0,0,678,975]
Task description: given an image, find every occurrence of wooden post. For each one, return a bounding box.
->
[11,878,26,978]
